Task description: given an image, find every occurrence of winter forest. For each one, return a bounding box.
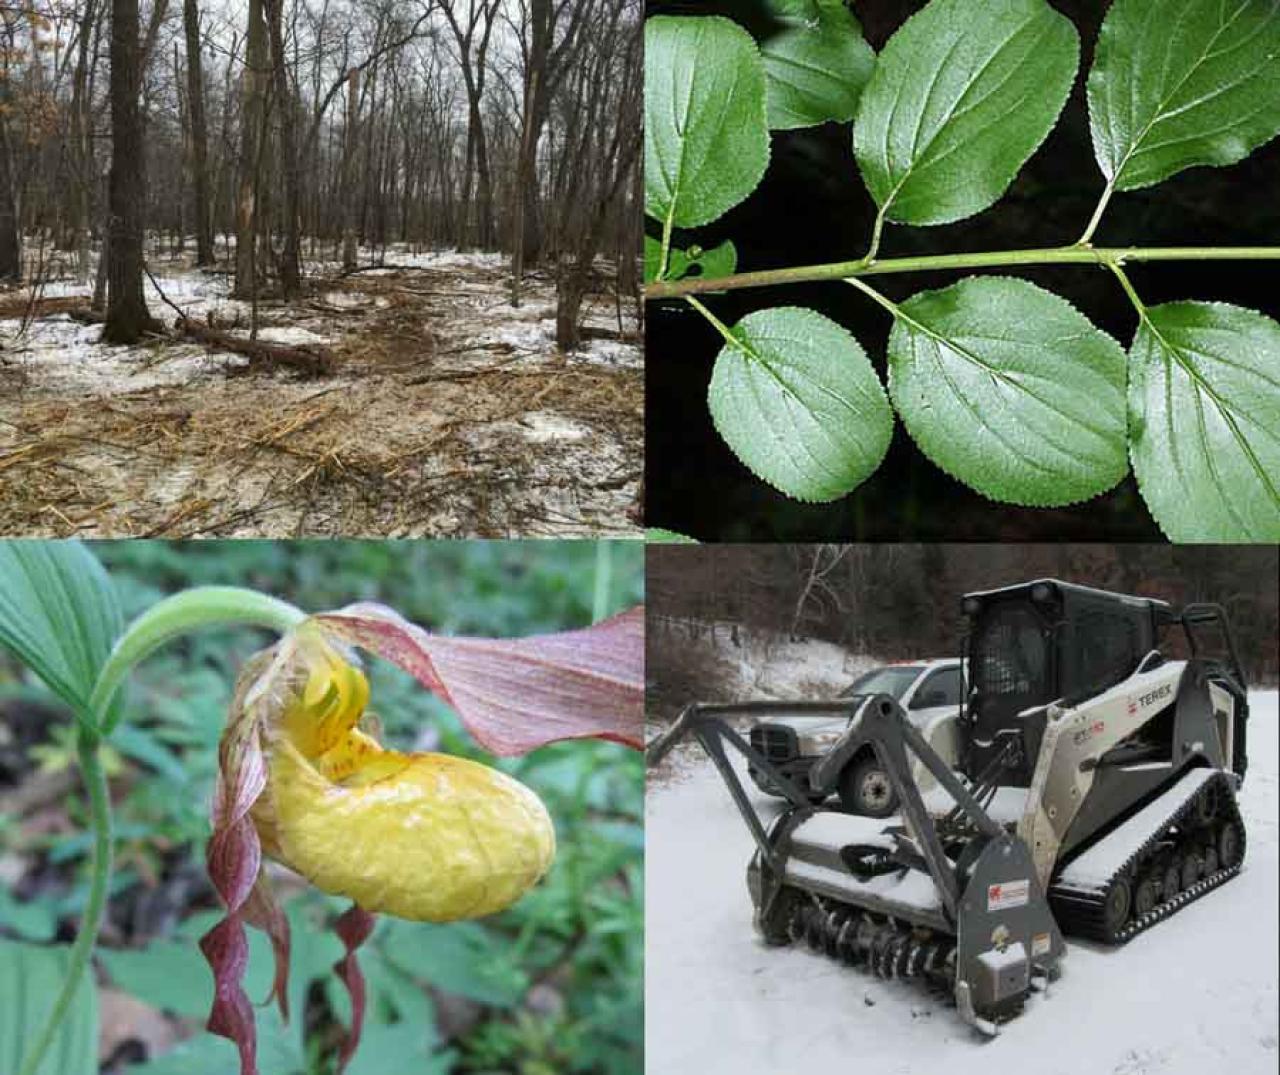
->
[0,0,642,537]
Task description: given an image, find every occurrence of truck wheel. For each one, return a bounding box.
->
[838,755,897,818]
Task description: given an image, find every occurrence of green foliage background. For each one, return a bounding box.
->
[0,540,643,1075]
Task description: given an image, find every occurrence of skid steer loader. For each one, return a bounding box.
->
[648,580,1250,1034]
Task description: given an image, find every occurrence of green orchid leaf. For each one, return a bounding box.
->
[0,540,123,730]
[645,529,699,544]
[644,15,770,230]
[708,306,893,502]
[853,0,1077,226]
[760,0,874,130]
[885,276,1128,506]
[1088,0,1280,193]
[1128,302,1280,541]
[0,940,97,1075]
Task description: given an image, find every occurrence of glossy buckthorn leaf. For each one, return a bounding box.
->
[1128,302,1280,541]
[759,0,874,130]
[644,15,770,230]
[1088,0,1280,193]
[885,276,1128,506]
[708,306,893,502]
[853,0,1077,225]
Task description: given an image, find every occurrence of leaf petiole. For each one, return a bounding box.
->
[1077,179,1116,246]
[1104,258,1147,319]
[686,295,741,349]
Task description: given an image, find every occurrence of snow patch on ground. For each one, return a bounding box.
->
[647,691,1280,1075]
[1,316,231,393]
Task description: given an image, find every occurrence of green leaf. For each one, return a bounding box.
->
[759,0,874,130]
[853,0,1077,225]
[0,541,123,729]
[0,888,57,942]
[344,1023,450,1075]
[0,940,97,1075]
[124,1010,303,1075]
[99,941,215,1019]
[644,15,770,229]
[379,920,527,1008]
[884,276,1128,506]
[1128,302,1280,541]
[645,529,699,544]
[644,237,736,285]
[707,306,893,502]
[688,239,738,282]
[1087,0,1280,193]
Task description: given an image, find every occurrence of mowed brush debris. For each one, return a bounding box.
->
[0,247,641,537]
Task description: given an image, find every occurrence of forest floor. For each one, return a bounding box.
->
[0,243,642,537]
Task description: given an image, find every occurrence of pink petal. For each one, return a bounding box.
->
[203,717,272,1074]
[243,873,292,1022]
[314,604,644,756]
[331,905,377,1072]
[200,904,258,1075]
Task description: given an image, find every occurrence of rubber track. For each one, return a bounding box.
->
[1048,771,1245,944]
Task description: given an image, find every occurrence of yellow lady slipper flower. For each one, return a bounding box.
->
[200,601,644,1075]
[257,631,555,921]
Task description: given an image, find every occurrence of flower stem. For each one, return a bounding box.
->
[592,543,614,624]
[644,245,1280,299]
[17,732,112,1075]
[18,585,306,1075]
[93,586,306,733]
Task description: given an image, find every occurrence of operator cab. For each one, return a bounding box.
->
[960,579,1170,785]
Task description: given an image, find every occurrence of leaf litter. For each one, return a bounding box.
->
[0,244,642,537]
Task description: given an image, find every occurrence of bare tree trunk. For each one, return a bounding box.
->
[183,0,213,265]
[69,0,98,283]
[104,0,155,343]
[263,0,300,296]
[0,120,20,282]
[235,0,267,297]
[341,68,359,269]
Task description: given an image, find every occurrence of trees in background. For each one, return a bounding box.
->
[0,0,640,344]
[648,545,1280,687]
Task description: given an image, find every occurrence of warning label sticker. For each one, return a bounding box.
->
[987,879,1030,911]
[1032,931,1052,957]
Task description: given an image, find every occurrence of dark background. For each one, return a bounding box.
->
[644,0,1280,542]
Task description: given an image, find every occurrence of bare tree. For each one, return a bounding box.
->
[183,0,213,264]
[104,0,155,342]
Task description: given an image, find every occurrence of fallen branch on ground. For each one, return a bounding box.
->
[175,318,333,375]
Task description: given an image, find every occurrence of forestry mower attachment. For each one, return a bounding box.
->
[648,695,1065,1035]
[647,579,1251,1035]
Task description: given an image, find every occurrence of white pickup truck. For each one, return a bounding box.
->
[747,659,964,816]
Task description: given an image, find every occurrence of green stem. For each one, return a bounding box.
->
[592,542,614,624]
[1078,179,1116,246]
[685,294,739,347]
[1106,260,1148,319]
[845,276,899,316]
[93,586,305,733]
[18,586,305,1075]
[17,733,112,1075]
[645,244,1280,300]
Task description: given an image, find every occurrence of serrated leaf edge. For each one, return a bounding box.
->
[883,274,1130,508]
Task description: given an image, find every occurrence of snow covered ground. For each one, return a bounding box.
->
[646,690,1279,1075]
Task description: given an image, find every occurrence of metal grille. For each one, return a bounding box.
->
[975,607,1047,698]
[750,724,798,762]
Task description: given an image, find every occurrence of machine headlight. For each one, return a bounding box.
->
[798,729,844,754]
